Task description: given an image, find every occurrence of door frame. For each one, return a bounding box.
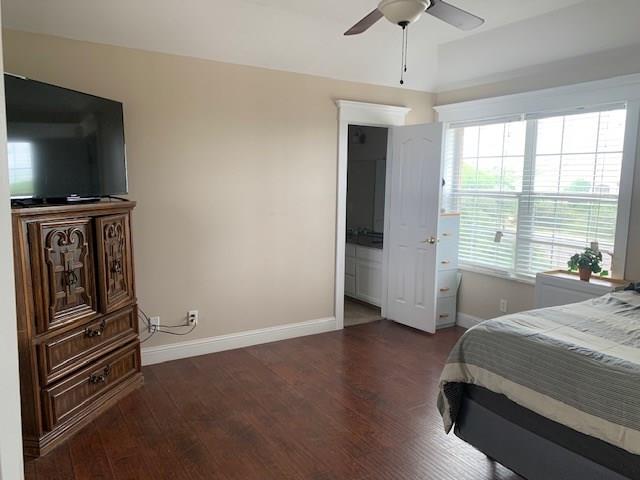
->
[0,14,25,479]
[334,100,411,330]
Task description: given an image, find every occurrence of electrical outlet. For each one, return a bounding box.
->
[150,316,160,332]
[188,310,199,325]
[499,299,508,314]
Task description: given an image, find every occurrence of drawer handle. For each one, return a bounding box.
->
[440,260,450,265]
[111,259,123,274]
[439,287,450,292]
[89,365,111,384]
[439,314,450,319]
[85,319,106,338]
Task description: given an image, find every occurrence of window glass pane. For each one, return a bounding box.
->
[562,112,599,153]
[478,123,505,157]
[558,154,596,193]
[460,158,478,189]
[533,155,560,193]
[461,126,479,158]
[504,122,526,156]
[501,157,524,192]
[536,116,563,154]
[597,109,626,152]
[476,157,502,190]
[594,153,622,195]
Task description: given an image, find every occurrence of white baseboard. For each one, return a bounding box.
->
[141,316,336,366]
[456,312,484,329]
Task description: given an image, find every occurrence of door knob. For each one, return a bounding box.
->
[422,236,437,245]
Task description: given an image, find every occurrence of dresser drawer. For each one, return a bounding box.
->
[436,296,457,328]
[439,215,459,239]
[437,235,459,270]
[42,344,140,431]
[437,270,459,298]
[438,214,459,271]
[38,306,138,385]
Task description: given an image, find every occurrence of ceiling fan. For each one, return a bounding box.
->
[345,0,484,35]
[345,0,484,84]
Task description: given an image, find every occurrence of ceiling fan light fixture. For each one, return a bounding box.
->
[378,0,430,26]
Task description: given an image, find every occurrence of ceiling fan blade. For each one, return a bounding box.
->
[426,0,484,31]
[344,9,384,36]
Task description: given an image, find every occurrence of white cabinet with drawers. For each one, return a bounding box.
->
[345,244,384,307]
[436,213,460,329]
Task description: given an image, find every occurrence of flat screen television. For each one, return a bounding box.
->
[5,74,127,200]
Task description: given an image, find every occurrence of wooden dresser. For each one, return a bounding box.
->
[11,200,143,457]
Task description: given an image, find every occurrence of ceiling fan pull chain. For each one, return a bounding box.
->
[399,24,407,85]
[404,25,409,74]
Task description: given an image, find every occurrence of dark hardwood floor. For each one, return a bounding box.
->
[24,320,522,480]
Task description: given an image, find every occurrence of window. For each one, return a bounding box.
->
[442,106,627,278]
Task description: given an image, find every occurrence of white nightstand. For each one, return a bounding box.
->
[535,270,629,308]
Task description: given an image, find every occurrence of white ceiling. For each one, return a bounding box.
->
[3,0,640,92]
[438,0,640,91]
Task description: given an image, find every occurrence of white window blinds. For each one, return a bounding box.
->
[442,106,627,278]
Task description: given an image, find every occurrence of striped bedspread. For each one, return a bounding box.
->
[438,291,640,455]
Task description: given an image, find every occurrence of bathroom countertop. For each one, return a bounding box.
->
[346,233,383,249]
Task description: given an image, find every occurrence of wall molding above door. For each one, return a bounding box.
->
[334,100,411,330]
[335,101,411,124]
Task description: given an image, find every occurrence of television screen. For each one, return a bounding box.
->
[5,74,127,199]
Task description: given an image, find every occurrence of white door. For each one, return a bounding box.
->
[384,123,443,333]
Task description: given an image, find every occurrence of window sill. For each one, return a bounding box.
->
[458,264,536,286]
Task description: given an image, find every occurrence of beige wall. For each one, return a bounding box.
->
[3,29,434,346]
[436,52,640,320]
[458,272,534,320]
[0,23,24,480]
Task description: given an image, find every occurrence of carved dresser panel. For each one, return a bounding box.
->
[28,219,97,333]
[96,214,135,314]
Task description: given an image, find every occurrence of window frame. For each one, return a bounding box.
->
[435,75,640,281]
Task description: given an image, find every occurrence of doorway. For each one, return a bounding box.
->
[334,100,411,330]
[344,125,388,327]
[335,101,446,334]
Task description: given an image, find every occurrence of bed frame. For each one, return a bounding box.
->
[455,387,635,480]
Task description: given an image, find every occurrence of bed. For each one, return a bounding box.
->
[438,291,640,480]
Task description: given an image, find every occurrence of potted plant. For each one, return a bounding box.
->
[567,247,605,282]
